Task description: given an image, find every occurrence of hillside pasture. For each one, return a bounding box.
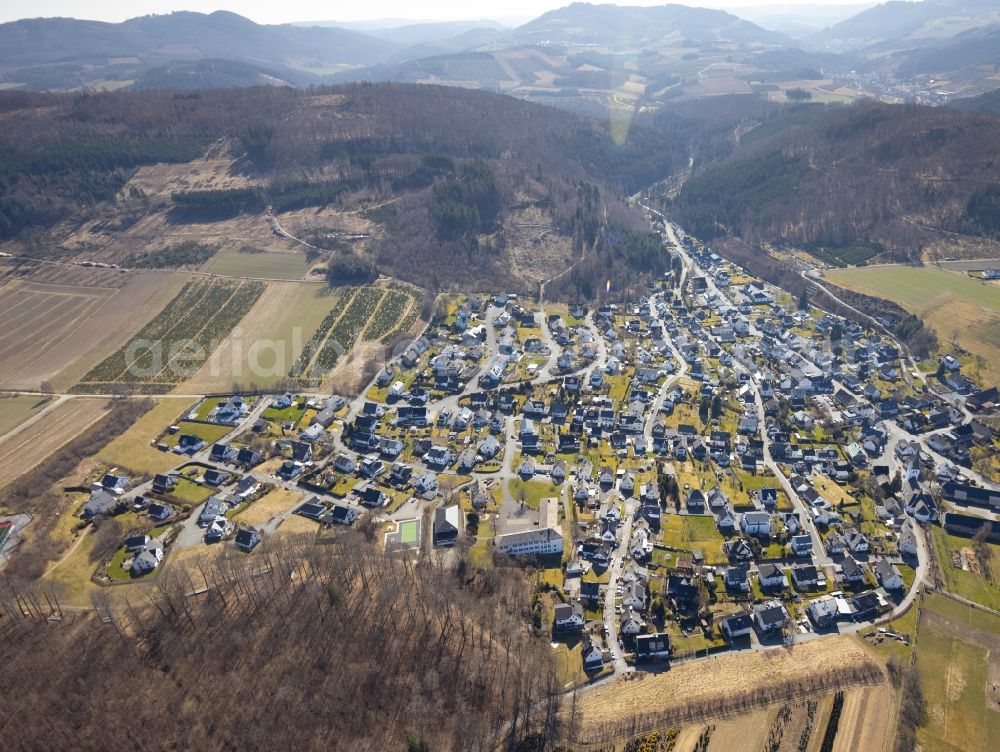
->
[824,265,1000,314]
[930,526,1000,611]
[825,264,1000,385]
[95,397,198,475]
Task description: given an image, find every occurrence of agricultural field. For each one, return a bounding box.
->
[201,250,313,280]
[914,601,1000,752]
[825,266,1000,313]
[0,398,109,484]
[825,264,1000,385]
[181,281,343,392]
[0,394,52,436]
[669,690,879,752]
[0,279,114,387]
[0,265,187,390]
[567,637,882,747]
[361,287,420,341]
[77,280,265,392]
[288,284,421,387]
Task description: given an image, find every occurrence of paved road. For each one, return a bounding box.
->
[603,499,638,676]
[0,513,32,568]
[654,212,833,565]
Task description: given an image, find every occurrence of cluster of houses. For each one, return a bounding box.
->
[196,475,262,544]
[525,228,998,677]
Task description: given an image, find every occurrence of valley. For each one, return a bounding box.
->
[0,7,999,749]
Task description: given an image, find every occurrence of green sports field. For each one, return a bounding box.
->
[399,519,419,545]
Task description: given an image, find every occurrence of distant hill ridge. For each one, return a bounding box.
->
[513,2,793,46]
[0,10,398,69]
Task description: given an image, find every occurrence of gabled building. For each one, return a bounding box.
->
[752,599,788,635]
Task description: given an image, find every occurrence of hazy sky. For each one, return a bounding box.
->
[1,1,880,25]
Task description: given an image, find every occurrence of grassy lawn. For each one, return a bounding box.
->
[276,514,319,535]
[659,514,727,564]
[666,622,724,657]
[651,546,680,570]
[930,526,1000,611]
[168,477,213,504]
[552,641,586,690]
[537,566,563,590]
[106,545,140,582]
[161,421,232,449]
[915,617,990,752]
[262,400,306,424]
[189,396,224,421]
[899,564,917,591]
[329,474,359,497]
[0,394,51,435]
[582,565,611,584]
[469,534,495,571]
[96,397,197,474]
[606,373,631,407]
[508,478,559,510]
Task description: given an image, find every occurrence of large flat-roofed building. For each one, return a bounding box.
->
[541,497,560,529]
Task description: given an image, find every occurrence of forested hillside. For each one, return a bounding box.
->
[670,99,1000,262]
[0,83,690,295]
[0,536,559,751]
